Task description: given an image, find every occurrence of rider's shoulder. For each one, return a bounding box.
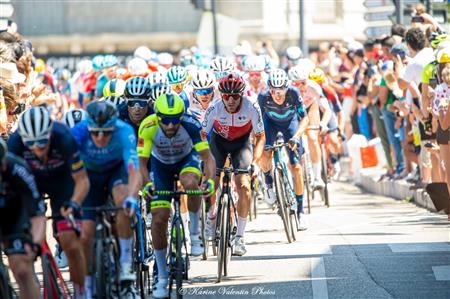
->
[181,113,202,130]
[139,114,159,130]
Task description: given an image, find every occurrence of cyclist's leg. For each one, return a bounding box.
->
[260,115,277,204]
[2,204,39,299]
[149,156,174,280]
[231,137,253,238]
[48,177,86,294]
[179,151,203,255]
[306,101,323,185]
[80,170,109,295]
[209,133,229,215]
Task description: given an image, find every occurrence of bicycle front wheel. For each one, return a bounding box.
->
[174,219,184,299]
[321,143,330,207]
[274,168,293,243]
[217,193,228,282]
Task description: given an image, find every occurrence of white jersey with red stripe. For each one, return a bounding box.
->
[201,96,264,141]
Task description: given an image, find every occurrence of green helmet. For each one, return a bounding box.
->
[154,93,184,116]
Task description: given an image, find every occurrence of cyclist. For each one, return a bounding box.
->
[210,56,234,80]
[8,107,90,298]
[103,78,126,98]
[243,55,267,99]
[167,65,190,109]
[0,139,45,299]
[188,69,218,123]
[201,73,265,255]
[118,76,154,136]
[138,93,216,299]
[257,69,309,228]
[95,55,118,98]
[289,66,333,189]
[63,108,87,129]
[71,100,141,298]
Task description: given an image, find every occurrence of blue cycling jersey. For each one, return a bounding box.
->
[8,122,84,180]
[257,86,306,125]
[178,90,190,111]
[71,119,139,172]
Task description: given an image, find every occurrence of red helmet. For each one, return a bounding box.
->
[218,73,246,94]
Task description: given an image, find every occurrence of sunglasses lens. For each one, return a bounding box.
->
[195,88,214,96]
[159,116,182,125]
[127,100,148,108]
[222,94,241,101]
[25,137,49,148]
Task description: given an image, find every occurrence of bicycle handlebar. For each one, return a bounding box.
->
[216,167,251,175]
[153,190,208,196]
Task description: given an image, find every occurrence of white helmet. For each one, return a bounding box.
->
[134,46,152,62]
[103,95,126,107]
[210,56,234,72]
[286,46,303,62]
[63,109,86,128]
[157,52,174,66]
[191,69,216,89]
[148,71,169,86]
[18,106,53,140]
[127,57,148,75]
[296,58,316,74]
[268,69,289,88]
[288,66,310,81]
[244,56,265,72]
[150,83,172,101]
[77,59,93,74]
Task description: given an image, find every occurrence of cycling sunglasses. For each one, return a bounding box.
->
[88,127,115,137]
[195,88,214,96]
[127,99,148,109]
[24,137,50,148]
[222,93,242,101]
[249,72,261,77]
[170,82,185,90]
[158,115,182,126]
[292,80,306,87]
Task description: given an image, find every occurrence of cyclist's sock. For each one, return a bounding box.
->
[264,171,273,187]
[119,238,133,264]
[313,162,321,180]
[296,194,304,214]
[154,248,169,278]
[188,210,200,235]
[236,216,247,237]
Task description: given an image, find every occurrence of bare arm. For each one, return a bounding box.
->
[139,157,150,184]
[294,115,309,139]
[198,149,216,182]
[252,133,266,165]
[128,167,142,198]
[70,169,90,206]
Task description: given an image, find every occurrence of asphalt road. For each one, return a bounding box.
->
[11,181,450,299]
[182,182,450,299]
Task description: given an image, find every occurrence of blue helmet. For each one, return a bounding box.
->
[86,100,118,129]
[92,55,104,71]
[167,66,187,84]
[101,55,118,69]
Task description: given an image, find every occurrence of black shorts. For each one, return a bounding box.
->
[436,125,450,145]
[0,198,32,255]
[210,133,252,174]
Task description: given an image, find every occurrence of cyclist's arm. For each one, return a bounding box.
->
[251,102,266,165]
[198,149,216,182]
[253,132,265,165]
[318,97,332,127]
[200,105,216,139]
[137,116,157,184]
[66,135,89,207]
[122,125,142,197]
[294,115,309,139]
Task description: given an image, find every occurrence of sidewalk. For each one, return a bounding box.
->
[340,158,438,213]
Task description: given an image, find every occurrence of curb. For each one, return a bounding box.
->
[340,160,437,212]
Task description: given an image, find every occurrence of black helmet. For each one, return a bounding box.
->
[124,76,152,100]
[86,100,118,129]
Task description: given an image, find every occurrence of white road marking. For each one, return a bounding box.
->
[432,265,450,281]
[388,243,450,253]
[311,257,329,299]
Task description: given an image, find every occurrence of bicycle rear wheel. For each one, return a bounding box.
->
[41,253,63,299]
[0,258,14,299]
[135,219,151,298]
[274,168,293,243]
[200,200,208,260]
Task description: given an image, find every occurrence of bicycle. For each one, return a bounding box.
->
[0,250,16,299]
[41,240,71,299]
[301,135,313,214]
[132,196,154,298]
[83,205,121,299]
[215,158,250,282]
[249,171,263,221]
[153,183,206,299]
[265,132,299,243]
